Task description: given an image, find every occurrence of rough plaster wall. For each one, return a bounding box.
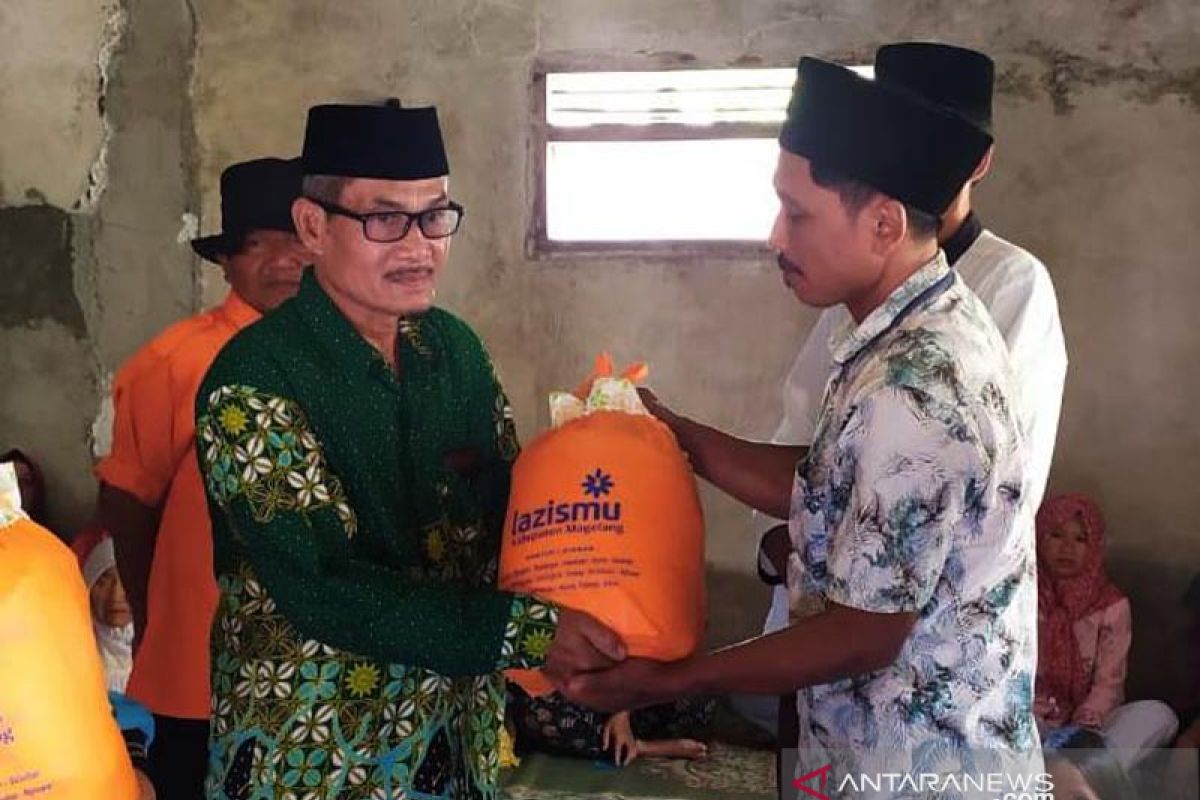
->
[190,0,1200,701]
[983,79,1200,707]
[0,1,111,533]
[0,0,197,534]
[0,1,113,208]
[89,0,199,369]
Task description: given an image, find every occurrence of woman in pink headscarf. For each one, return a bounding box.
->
[1035,493,1177,768]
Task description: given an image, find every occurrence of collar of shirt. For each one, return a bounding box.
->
[291,267,435,387]
[829,251,952,366]
[217,289,263,331]
[943,211,984,266]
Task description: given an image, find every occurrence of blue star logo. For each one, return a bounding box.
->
[581,469,615,498]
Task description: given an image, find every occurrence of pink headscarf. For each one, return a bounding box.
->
[1035,494,1126,720]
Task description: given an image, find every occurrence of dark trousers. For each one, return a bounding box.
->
[777,694,800,800]
[146,715,209,800]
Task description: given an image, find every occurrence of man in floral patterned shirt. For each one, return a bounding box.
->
[566,59,1042,795]
[195,101,623,800]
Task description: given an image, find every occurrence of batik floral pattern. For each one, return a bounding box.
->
[787,258,1041,782]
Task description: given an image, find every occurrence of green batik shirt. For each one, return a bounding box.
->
[195,269,558,800]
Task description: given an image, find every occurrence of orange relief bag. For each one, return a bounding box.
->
[0,513,139,800]
[500,355,706,694]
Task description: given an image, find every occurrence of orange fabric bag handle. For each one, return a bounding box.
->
[571,353,649,400]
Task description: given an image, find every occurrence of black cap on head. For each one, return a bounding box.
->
[191,157,303,263]
[875,42,995,133]
[779,57,993,216]
[301,100,449,180]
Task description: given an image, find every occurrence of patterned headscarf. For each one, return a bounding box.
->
[1035,494,1126,720]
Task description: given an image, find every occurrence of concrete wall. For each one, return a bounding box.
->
[2,0,1197,703]
[0,0,198,535]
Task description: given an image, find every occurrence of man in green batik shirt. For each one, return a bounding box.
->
[195,100,624,800]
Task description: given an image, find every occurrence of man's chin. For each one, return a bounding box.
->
[788,284,831,309]
[381,288,437,317]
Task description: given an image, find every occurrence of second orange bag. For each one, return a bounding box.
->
[499,356,706,694]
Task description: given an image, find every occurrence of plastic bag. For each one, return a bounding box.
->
[0,515,139,800]
[500,355,706,694]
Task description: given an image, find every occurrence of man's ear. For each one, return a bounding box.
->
[292,197,327,255]
[970,145,995,184]
[868,196,908,256]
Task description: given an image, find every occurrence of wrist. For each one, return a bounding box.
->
[654,406,684,436]
[666,414,702,462]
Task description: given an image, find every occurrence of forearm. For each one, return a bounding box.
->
[98,483,161,631]
[667,413,805,519]
[674,605,914,698]
[1073,681,1123,726]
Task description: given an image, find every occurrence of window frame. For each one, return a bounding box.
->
[527,60,786,261]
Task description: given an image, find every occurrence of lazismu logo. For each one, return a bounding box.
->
[511,468,622,534]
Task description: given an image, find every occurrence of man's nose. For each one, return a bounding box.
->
[767,211,786,253]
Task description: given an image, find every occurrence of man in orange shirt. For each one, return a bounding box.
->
[96,157,311,800]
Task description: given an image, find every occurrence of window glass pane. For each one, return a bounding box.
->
[547,68,796,127]
[546,139,779,242]
[546,67,872,127]
[539,66,872,247]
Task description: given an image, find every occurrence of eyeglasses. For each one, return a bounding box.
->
[305,196,464,242]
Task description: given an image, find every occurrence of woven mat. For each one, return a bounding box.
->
[502,742,776,800]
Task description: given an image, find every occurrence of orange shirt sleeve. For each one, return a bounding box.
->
[96,350,182,508]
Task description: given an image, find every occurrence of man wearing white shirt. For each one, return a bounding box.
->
[740,42,1069,736]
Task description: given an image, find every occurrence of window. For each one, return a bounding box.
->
[530,65,872,258]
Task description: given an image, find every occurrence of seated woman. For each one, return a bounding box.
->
[72,524,135,693]
[1044,726,1139,800]
[1035,493,1179,769]
[509,685,714,766]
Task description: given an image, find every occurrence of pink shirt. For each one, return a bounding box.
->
[1036,598,1132,727]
